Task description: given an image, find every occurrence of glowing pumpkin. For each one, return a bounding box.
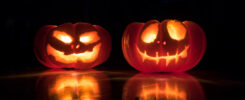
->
[122,73,205,100]
[122,19,206,72]
[36,70,111,100]
[34,22,111,69]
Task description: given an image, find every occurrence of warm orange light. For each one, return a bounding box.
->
[47,43,101,64]
[53,31,73,43]
[167,20,187,41]
[137,45,189,66]
[80,31,100,45]
[141,23,159,43]
[51,75,100,100]
[139,82,186,100]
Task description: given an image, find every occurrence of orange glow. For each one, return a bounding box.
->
[141,23,159,43]
[47,43,101,64]
[167,20,187,41]
[50,75,100,100]
[137,45,189,66]
[80,31,100,45]
[139,82,186,100]
[53,31,73,44]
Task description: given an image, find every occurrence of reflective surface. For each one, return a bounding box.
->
[122,73,204,100]
[35,70,110,100]
[0,69,244,100]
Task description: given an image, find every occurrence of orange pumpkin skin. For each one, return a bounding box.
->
[35,70,111,100]
[34,22,111,69]
[122,73,205,100]
[122,19,206,72]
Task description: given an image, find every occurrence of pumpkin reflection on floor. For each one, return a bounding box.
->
[35,70,110,100]
[122,73,205,100]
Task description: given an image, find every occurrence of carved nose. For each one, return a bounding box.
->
[163,41,166,45]
[75,44,80,49]
[71,44,80,49]
[157,41,160,44]
[157,41,166,45]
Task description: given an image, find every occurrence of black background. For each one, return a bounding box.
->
[2,0,239,74]
[2,0,245,100]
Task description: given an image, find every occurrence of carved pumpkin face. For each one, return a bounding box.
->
[137,20,189,66]
[34,22,111,69]
[122,73,205,100]
[122,19,206,72]
[36,70,111,100]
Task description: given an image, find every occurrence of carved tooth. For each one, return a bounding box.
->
[142,50,147,62]
[166,52,170,66]
[181,46,188,58]
[175,49,179,63]
[156,52,159,64]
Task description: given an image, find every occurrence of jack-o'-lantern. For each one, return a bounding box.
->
[34,22,111,69]
[122,73,205,100]
[36,70,111,100]
[122,19,206,72]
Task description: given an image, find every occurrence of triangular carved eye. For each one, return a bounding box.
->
[80,31,100,45]
[53,31,73,44]
[141,23,159,43]
[167,20,187,41]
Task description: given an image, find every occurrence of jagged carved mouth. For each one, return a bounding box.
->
[47,43,101,64]
[136,45,189,66]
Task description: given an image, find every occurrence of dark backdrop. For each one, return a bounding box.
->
[3,0,238,74]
